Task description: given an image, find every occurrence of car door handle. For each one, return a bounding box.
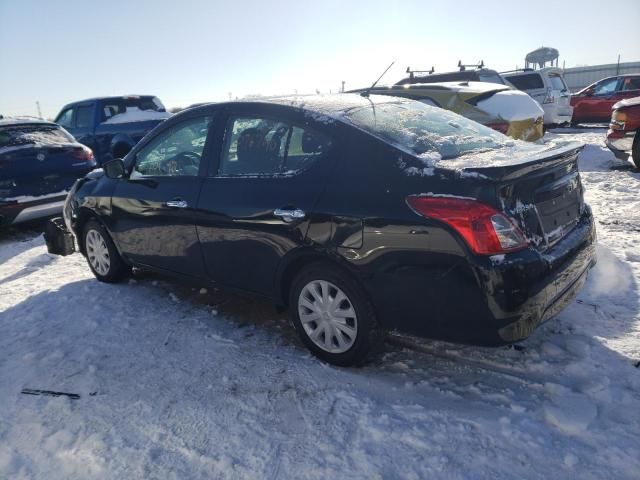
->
[273,208,305,222]
[165,199,188,208]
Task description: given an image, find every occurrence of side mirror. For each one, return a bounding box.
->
[103,158,125,179]
[584,87,595,96]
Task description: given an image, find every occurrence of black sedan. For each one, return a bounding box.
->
[46,94,596,366]
[0,118,96,227]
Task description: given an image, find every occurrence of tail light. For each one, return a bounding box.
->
[406,195,528,255]
[486,121,509,134]
[73,145,95,162]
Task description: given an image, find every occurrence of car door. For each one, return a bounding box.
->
[109,113,214,277]
[71,103,98,152]
[583,77,620,121]
[196,106,335,296]
[616,75,640,103]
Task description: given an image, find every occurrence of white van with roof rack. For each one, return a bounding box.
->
[502,67,573,126]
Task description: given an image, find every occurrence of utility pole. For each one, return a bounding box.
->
[341,80,345,93]
[616,54,621,75]
[36,101,42,119]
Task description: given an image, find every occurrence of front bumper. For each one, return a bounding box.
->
[606,130,635,160]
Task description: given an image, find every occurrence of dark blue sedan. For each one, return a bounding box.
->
[0,117,96,227]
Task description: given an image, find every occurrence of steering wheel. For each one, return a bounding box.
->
[162,151,201,175]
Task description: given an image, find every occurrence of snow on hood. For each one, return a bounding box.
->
[613,96,640,110]
[477,89,544,122]
[102,107,171,125]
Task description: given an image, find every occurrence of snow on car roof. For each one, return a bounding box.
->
[0,117,57,127]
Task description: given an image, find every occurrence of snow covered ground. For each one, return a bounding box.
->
[1,129,639,479]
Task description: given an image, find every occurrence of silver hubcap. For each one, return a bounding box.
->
[298,280,358,354]
[86,229,110,276]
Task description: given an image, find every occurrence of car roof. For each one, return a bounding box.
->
[186,94,417,119]
[0,117,58,128]
[352,81,509,95]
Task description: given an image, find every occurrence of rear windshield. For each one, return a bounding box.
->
[507,73,544,90]
[100,96,165,122]
[0,125,74,149]
[548,74,568,91]
[343,100,509,160]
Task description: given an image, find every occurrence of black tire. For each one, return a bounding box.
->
[83,219,130,283]
[632,132,640,169]
[289,263,383,366]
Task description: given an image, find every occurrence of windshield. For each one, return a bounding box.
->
[343,100,511,159]
[0,125,73,148]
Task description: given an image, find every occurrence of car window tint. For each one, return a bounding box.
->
[131,116,212,178]
[219,116,331,177]
[220,117,288,176]
[594,78,618,95]
[75,106,93,128]
[507,73,544,90]
[56,108,73,128]
[284,126,332,174]
[621,77,640,91]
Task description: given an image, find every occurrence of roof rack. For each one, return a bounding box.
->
[458,60,485,71]
[500,68,535,74]
[405,66,435,79]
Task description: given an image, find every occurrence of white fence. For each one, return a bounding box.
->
[562,62,640,92]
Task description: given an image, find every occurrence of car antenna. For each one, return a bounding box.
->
[361,61,395,97]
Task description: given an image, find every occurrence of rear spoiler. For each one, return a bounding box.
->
[458,143,584,182]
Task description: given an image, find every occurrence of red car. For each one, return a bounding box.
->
[606,96,640,167]
[571,74,640,125]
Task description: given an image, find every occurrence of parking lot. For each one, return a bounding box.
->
[1,128,639,478]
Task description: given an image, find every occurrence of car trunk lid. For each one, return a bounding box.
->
[454,142,584,251]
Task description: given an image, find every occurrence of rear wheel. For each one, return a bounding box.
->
[83,219,130,282]
[289,264,383,366]
[632,132,640,169]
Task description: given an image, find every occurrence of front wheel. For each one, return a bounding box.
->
[290,264,383,366]
[632,132,640,169]
[83,219,130,282]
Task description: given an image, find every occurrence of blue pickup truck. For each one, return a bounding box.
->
[54,95,170,165]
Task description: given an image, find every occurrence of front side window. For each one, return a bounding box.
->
[219,116,331,176]
[56,108,73,128]
[132,116,212,178]
[75,105,93,128]
[594,78,618,95]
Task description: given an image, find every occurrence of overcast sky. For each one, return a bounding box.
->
[1,0,639,118]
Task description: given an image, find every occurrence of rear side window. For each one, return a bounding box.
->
[477,72,505,85]
[218,116,331,177]
[75,106,93,128]
[0,125,73,148]
[621,77,640,91]
[132,116,212,177]
[507,73,544,90]
[548,74,568,91]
